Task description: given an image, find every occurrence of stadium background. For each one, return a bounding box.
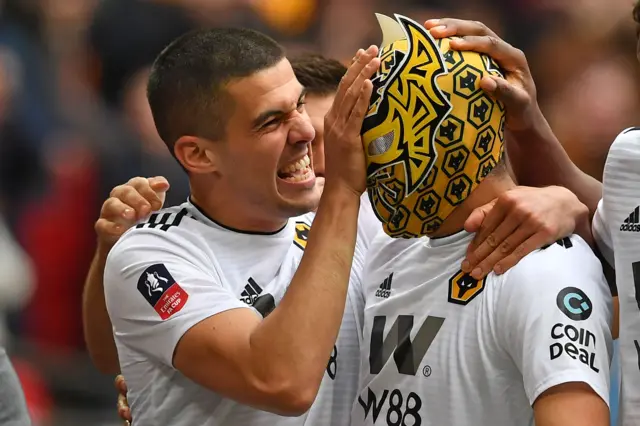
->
[0,0,633,424]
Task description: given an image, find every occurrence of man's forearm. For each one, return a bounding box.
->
[507,109,602,219]
[249,185,360,396]
[82,244,120,375]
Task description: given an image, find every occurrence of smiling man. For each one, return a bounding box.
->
[102,28,380,425]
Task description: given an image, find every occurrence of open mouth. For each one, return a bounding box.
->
[277,154,313,182]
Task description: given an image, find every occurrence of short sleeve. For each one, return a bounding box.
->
[104,227,250,367]
[592,199,615,268]
[496,236,613,407]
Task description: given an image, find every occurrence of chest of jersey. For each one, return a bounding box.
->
[353,240,530,426]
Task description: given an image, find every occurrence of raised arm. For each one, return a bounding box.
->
[82,177,169,374]
[106,47,380,416]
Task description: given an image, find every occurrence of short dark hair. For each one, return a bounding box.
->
[147,28,285,151]
[290,53,347,96]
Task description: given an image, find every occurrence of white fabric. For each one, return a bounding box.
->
[593,127,640,425]
[353,230,612,426]
[105,196,379,426]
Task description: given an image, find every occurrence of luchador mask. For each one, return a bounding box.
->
[361,14,506,238]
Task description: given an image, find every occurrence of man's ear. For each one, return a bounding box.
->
[173,136,219,174]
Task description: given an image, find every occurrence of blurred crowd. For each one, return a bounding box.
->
[0,0,637,424]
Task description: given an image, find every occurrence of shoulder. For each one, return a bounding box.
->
[107,206,211,274]
[499,235,607,299]
[604,127,640,180]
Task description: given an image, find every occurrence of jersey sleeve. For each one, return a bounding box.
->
[496,236,613,407]
[592,199,615,268]
[104,227,251,367]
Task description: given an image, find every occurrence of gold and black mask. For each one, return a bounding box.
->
[362,14,506,238]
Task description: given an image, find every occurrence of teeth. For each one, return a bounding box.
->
[282,167,313,182]
[279,155,311,175]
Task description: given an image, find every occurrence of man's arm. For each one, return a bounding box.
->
[82,177,169,374]
[507,117,603,218]
[170,187,361,415]
[496,236,612,426]
[82,244,118,374]
[106,47,380,416]
[534,383,610,426]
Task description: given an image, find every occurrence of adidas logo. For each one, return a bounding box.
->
[620,206,640,232]
[240,278,263,306]
[375,273,394,298]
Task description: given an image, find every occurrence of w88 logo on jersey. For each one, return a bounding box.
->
[357,387,422,425]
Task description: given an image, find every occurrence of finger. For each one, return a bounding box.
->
[462,201,495,268]
[334,45,378,110]
[448,36,525,72]
[148,176,170,207]
[117,401,132,422]
[115,374,128,394]
[465,197,507,256]
[127,178,166,212]
[148,176,170,192]
[95,218,124,239]
[492,231,551,275]
[347,79,374,134]
[110,186,153,218]
[339,56,380,117]
[480,75,529,111]
[101,197,136,223]
[426,18,498,39]
[467,215,520,278]
[464,199,496,234]
[471,223,535,278]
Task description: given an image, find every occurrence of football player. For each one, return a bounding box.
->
[99,28,380,426]
[352,14,612,426]
[424,13,638,425]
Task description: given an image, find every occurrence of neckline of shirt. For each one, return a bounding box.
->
[425,229,474,248]
[187,196,290,237]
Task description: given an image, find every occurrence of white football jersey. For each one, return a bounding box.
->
[593,127,640,426]
[353,231,612,426]
[104,196,380,426]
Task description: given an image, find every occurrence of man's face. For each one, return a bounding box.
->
[305,93,335,192]
[216,58,321,220]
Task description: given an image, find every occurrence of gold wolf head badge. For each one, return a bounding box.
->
[361,14,506,238]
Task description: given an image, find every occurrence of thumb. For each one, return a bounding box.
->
[115,375,128,394]
[480,75,526,108]
[464,199,495,233]
[148,176,170,192]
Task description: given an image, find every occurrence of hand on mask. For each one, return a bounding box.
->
[425,18,540,132]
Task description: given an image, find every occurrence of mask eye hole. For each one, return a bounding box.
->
[368,130,395,156]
